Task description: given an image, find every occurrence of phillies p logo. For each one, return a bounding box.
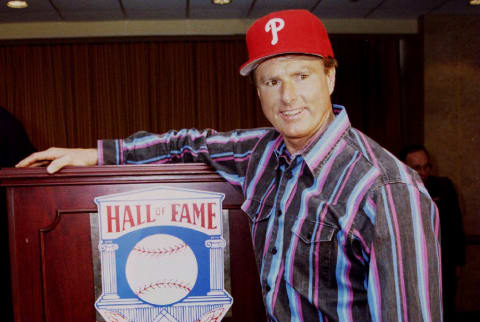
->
[265,18,285,45]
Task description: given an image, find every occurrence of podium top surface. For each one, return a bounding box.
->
[0,164,222,187]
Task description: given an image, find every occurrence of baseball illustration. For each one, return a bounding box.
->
[125,233,198,305]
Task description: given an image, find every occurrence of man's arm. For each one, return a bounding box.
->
[16,129,268,185]
[97,129,267,188]
[367,180,442,321]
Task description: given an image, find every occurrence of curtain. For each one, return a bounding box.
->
[0,35,422,155]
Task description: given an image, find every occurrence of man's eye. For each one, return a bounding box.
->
[266,80,278,86]
[299,74,309,80]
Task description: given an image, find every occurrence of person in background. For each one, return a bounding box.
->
[0,105,37,321]
[17,10,442,321]
[0,106,36,168]
[401,144,466,322]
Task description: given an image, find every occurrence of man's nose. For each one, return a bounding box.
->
[281,80,297,104]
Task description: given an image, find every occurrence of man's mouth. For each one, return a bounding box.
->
[281,108,304,118]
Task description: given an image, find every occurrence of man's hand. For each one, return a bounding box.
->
[16,147,98,174]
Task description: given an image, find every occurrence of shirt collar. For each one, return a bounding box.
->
[274,104,351,172]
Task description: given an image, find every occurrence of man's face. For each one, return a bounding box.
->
[255,55,335,154]
[405,150,431,182]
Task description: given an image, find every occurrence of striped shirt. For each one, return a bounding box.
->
[99,105,442,321]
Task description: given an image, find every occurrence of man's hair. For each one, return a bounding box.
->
[251,56,338,86]
[322,57,338,71]
[399,144,430,162]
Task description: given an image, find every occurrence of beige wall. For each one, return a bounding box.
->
[0,18,417,40]
[423,15,480,312]
[424,15,480,235]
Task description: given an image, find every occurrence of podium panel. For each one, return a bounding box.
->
[0,164,266,322]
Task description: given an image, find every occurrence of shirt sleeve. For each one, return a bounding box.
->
[366,180,442,322]
[97,128,268,189]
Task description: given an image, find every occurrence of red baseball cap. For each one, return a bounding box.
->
[239,9,334,76]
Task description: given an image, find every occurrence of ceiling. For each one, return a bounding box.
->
[0,0,478,23]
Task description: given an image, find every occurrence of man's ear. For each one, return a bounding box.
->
[327,68,336,95]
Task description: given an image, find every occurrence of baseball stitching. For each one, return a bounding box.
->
[135,279,192,296]
[199,306,229,322]
[132,242,187,256]
[101,309,128,322]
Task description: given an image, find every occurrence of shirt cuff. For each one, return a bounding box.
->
[97,139,121,165]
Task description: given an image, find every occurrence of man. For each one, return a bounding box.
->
[0,106,36,168]
[401,144,465,322]
[17,10,441,321]
[1,106,37,321]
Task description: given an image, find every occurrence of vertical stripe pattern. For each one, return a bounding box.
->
[98,105,442,321]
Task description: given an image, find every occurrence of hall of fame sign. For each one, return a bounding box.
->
[94,186,233,322]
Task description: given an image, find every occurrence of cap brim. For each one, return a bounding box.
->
[239,52,324,76]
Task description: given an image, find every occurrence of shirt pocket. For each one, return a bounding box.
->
[241,198,274,262]
[241,198,272,223]
[287,219,337,296]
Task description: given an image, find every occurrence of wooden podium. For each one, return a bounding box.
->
[0,165,266,322]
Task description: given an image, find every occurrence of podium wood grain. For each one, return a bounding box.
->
[0,164,266,322]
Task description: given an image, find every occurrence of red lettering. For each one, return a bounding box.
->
[171,204,180,222]
[192,203,205,228]
[146,204,154,223]
[107,205,120,233]
[179,203,192,224]
[136,205,145,225]
[207,202,217,230]
[122,206,135,231]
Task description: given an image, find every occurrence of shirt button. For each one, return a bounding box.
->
[277,210,282,217]
[265,284,271,292]
[271,247,277,255]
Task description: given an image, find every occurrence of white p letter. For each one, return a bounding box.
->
[265,18,285,45]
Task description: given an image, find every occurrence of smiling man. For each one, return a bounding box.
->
[254,55,335,154]
[18,9,441,321]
